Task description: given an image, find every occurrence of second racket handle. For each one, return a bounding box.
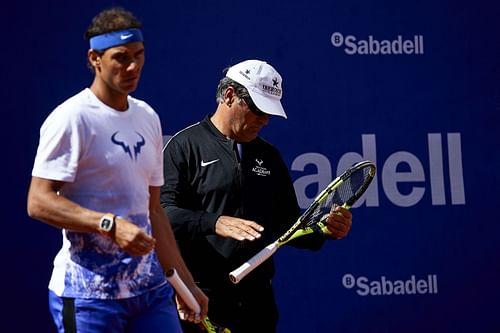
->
[165,268,201,313]
[229,242,279,284]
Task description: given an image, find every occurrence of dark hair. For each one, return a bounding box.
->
[84,7,142,40]
[84,7,142,72]
[215,67,251,104]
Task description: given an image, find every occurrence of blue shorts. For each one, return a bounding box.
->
[48,283,182,333]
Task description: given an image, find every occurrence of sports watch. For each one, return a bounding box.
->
[99,213,116,233]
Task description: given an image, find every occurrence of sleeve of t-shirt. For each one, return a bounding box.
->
[31,107,83,182]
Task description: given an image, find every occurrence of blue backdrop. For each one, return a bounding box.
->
[3,1,500,332]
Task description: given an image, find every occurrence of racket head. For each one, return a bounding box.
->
[295,160,376,231]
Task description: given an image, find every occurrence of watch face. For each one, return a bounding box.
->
[101,218,112,230]
[100,215,114,232]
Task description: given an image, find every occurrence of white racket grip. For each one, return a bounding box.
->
[229,242,279,284]
[165,268,201,314]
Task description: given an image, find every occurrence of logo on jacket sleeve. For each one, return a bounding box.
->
[111,131,146,160]
[252,158,270,176]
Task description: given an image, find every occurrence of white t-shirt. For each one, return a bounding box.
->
[32,88,166,299]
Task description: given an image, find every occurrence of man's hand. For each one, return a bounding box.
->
[215,216,264,241]
[111,217,156,256]
[175,284,209,323]
[323,206,352,240]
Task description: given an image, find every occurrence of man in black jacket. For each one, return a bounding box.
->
[161,59,352,333]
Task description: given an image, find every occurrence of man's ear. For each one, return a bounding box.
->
[224,86,236,107]
[88,49,101,70]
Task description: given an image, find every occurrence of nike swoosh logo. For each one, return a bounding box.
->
[201,159,220,167]
[120,34,133,40]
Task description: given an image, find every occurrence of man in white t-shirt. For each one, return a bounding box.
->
[27,7,207,333]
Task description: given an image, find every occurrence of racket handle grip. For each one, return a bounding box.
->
[229,242,279,284]
[166,268,201,314]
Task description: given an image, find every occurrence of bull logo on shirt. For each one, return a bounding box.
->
[111,131,146,160]
[252,158,270,176]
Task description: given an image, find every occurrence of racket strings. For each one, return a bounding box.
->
[303,167,372,227]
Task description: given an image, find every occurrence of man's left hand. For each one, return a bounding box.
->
[323,206,352,239]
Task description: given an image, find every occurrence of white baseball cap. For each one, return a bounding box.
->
[226,59,287,119]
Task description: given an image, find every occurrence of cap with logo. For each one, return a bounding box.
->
[226,60,287,119]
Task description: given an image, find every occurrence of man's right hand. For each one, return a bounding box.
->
[111,217,156,256]
[215,216,264,241]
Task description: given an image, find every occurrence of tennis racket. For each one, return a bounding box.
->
[229,160,376,284]
[166,269,231,333]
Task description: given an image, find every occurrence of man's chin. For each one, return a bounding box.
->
[238,134,258,143]
[121,78,140,92]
